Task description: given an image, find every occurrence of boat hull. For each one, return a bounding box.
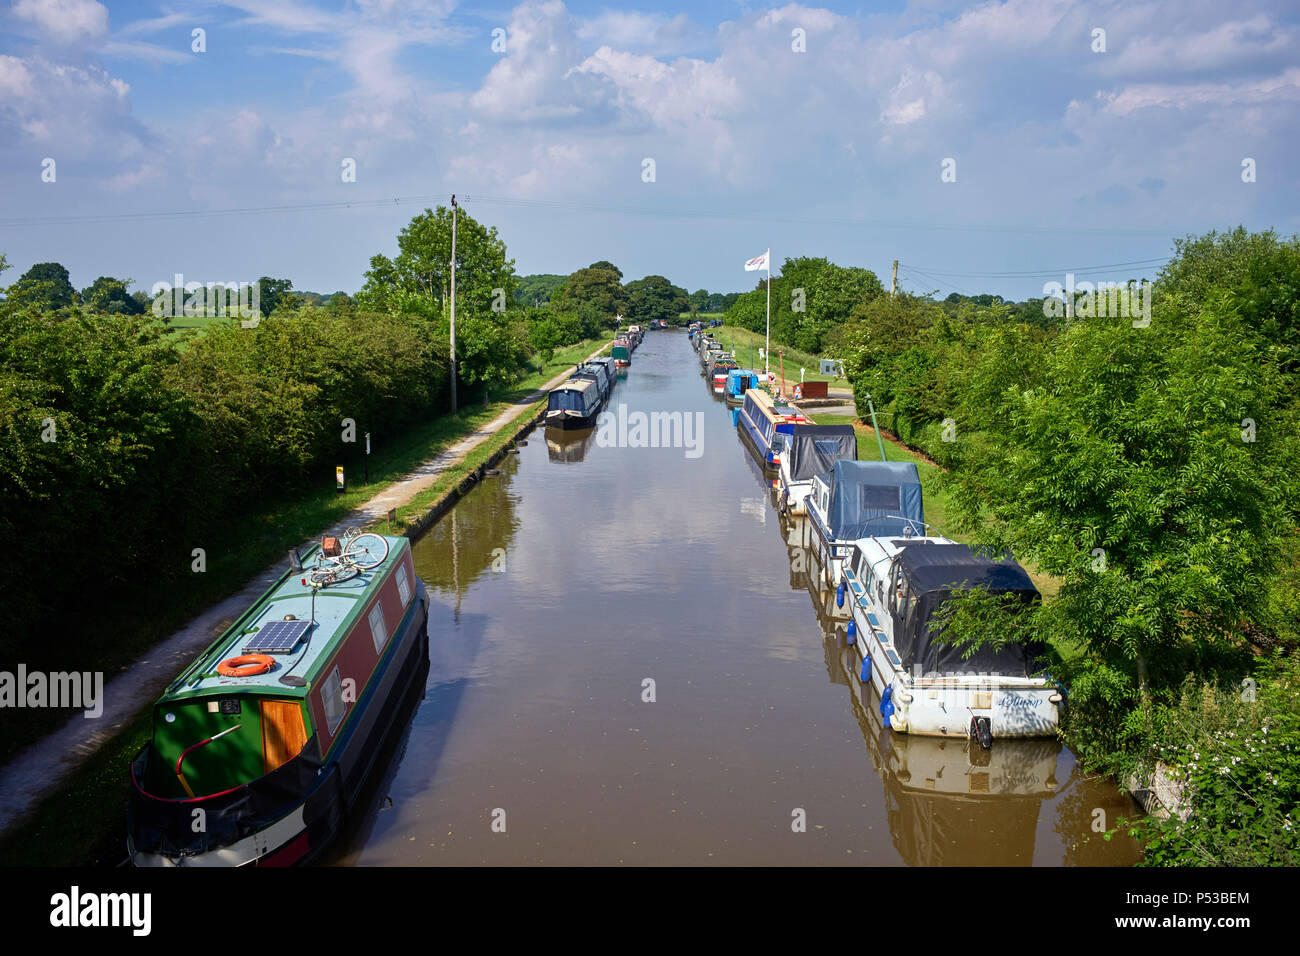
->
[545,410,599,430]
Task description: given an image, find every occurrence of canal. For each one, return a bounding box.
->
[331,331,1142,866]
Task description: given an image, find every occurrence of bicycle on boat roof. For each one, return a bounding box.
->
[306,528,390,587]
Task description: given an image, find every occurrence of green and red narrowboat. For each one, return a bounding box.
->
[127,533,429,866]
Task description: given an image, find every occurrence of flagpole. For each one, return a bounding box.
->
[764,248,770,376]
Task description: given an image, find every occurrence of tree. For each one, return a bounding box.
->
[82,276,145,315]
[254,277,300,317]
[624,275,689,324]
[356,205,516,320]
[936,296,1292,765]
[6,262,78,311]
[515,274,567,307]
[689,289,710,312]
[551,263,627,326]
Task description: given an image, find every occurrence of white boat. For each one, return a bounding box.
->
[804,459,924,587]
[840,535,1062,739]
[777,423,858,516]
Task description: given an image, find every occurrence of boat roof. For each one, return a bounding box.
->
[554,377,598,394]
[824,458,924,539]
[161,536,409,701]
[785,424,858,480]
[897,541,1037,596]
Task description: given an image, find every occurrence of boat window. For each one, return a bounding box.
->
[396,564,412,607]
[814,440,842,455]
[395,564,410,608]
[369,603,388,654]
[861,484,902,511]
[322,667,346,735]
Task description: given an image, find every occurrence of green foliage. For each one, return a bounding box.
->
[357,205,517,318]
[1123,655,1300,866]
[515,273,567,307]
[81,276,145,315]
[624,274,689,324]
[1158,227,1300,374]
[6,261,79,312]
[254,277,300,317]
[0,305,451,663]
[722,256,883,354]
[551,262,627,326]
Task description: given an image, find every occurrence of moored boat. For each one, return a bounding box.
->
[545,376,603,429]
[778,423,858,516]
[804,458,924,586]
[736,387,810,470]
[571,361,612,403]
[840,536,1061,740]
[127,533,429,866]
[724,368,763,405]
[611,343,631,368]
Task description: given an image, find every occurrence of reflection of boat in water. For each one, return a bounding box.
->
[797,562,1063,866]
[545,426,597,463]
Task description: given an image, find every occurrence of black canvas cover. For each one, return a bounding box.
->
[786,424,858,481]
[891,542,1043,676]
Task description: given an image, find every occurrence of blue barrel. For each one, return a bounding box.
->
[836,581,845,608]
[880,685,894,721]
[846,620,856,645]
[860,655,872,683]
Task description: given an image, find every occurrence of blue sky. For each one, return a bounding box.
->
[1,0,1297,301]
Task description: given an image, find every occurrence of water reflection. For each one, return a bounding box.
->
[545,426,597,463]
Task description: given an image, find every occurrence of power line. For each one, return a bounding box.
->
[898,256,1169,278]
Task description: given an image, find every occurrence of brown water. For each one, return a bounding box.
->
[331,331,1142,866]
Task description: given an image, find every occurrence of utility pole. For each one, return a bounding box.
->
[891,260,898,299]
[449,195,458,413]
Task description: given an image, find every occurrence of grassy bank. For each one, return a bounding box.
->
[710,325,847,384]
[0,337,607,864]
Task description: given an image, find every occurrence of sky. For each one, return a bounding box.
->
[0,0,1297,301]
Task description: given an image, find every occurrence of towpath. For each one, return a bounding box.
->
[0,345,608,837]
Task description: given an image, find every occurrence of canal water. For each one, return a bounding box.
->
[331,331,1142,866]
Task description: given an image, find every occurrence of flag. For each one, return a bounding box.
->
[744,250,769,272]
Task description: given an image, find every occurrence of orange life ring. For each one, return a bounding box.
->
[217,654,275,678]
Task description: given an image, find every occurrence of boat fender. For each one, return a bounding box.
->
[880,686,894,721]
[859,654,871,683]
[846,620,856,645]
[217,654,275,678]
[836,582,846,609]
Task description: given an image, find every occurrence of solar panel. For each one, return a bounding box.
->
[242,619,312,654]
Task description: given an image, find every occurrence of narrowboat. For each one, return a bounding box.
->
[707,355,738,393]
[840,536,1060,740]
[571,361,611,403]
[127,533,429,866]
[724,368,763,405]
[736,387,810,469]
[587,357,618,393]
[778,423,858,516]
[805,458,924,586]
[611,343,631,368]
[544,376,603,429]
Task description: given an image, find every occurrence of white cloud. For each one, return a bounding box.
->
[12,0,109,45]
